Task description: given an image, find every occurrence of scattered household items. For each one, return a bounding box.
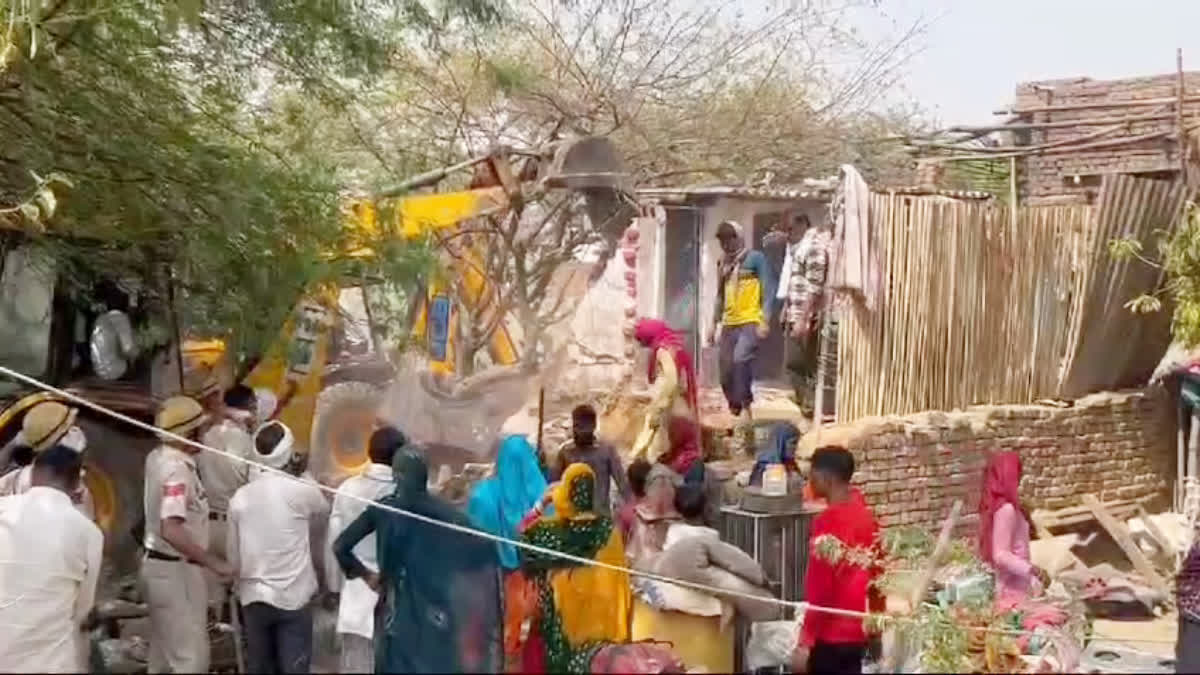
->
[1078,640,1176,674]
[744,619,799,672]
[1056,563,1166,618]
[869,521,1091,674]
[1031,494,1172,593]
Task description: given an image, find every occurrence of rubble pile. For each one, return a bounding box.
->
[866,526,1093,674]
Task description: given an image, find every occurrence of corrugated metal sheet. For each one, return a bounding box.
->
[1057,174,1193,397]
[636,184,994,203]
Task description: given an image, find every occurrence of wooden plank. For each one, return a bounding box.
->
[1044,506,1139,529]
[1082,493,1170,594]
[1031,511,1057,540]
[1035,498,1141,522]
[885,500,964,673]
[1135,504,1174,558]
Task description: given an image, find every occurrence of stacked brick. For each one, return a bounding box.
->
[1012,72,1200,201]
[808,388,1174,535]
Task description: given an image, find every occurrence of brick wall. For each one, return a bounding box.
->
[1012,73,1200,201]
[803,388,1175,534]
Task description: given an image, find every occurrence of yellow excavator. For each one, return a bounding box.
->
[234,137,632,485]
[0,135,630,580]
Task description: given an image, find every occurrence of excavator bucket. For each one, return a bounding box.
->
[542,136,636,241]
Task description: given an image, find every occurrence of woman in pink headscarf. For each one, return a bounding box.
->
[979,451,1049,610]
[631,319,701,480]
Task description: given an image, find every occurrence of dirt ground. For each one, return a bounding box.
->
[1092,611,1178,659]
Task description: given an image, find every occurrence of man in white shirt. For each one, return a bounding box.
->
[199,384,256,609]
[325,425,402,673]
[228,421,330,674]
[773,214,833,410]
[0,443,103,673]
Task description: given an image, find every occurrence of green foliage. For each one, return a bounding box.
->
[0,0,495,368]
[941,157,1012,199]
[1165,202,1200,347]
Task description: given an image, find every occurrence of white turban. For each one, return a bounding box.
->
[253,421,294,470]
[61,426,87,453]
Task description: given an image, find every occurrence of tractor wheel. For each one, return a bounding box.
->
[309,381,383,487]
[75,416,157,582]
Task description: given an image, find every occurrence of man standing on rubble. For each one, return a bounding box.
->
[710,220,776,427]
[199,384,257,611]
[142,395,233,674]
[228,420,330,674]
[0,443,103,673]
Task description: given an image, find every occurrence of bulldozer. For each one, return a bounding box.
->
[0,135,632,581]
[237,136,633,487]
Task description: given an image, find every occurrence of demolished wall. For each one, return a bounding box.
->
[802,388,1174,534]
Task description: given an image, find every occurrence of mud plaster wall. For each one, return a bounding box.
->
[806,388,1175,535]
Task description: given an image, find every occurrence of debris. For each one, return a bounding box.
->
[1081,494,1170,595]
[1079,640,1176,674]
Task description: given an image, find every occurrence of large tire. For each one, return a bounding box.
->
[309,381,383,487]
[75,415,157,583]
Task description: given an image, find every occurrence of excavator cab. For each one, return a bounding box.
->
[0,237,180,580]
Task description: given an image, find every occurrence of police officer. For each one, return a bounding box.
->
[140,395,232,673]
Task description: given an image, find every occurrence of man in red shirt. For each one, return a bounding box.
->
[795,445,881,674]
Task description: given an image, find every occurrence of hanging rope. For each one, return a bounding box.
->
[0,365,1181,646]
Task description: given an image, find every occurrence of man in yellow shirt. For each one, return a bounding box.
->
[709,221,775,422]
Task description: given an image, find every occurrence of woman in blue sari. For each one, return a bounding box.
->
[334,447,502,673]
[467,434,548,670]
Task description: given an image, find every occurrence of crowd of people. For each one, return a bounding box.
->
[5,211,1193,675]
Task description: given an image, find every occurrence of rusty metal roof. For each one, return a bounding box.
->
[636,185,834,201]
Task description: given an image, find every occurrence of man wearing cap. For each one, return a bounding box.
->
[142,395,232,673]
[710,220,776,424]
[227,421,330,674]
[0,401,94,520]
[198,384,257,611]
[0,443,104,673]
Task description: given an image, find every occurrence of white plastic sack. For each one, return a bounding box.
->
[745,619,799,671]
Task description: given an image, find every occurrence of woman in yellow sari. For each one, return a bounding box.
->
[518,462,632,673]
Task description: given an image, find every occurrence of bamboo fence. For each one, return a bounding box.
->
[834,176,1188,422]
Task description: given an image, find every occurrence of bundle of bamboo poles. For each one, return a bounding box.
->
[836,194,1091,421]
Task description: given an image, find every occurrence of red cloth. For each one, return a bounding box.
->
[616,501,638,540]
[802,497,882,646]
[660,415,701,476]
[979,451,1029,566]
[634,318,698,413]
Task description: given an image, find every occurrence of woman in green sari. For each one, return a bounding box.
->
[333,446,503,673]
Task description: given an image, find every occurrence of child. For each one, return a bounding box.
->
[663,483,719,549]
[617,459,653,540]
[796,445,880,675]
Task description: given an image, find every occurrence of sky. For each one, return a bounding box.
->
[869,0,1200,125]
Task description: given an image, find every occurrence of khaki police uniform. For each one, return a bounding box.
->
[140,444,211,674]
[199,419,252,608]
